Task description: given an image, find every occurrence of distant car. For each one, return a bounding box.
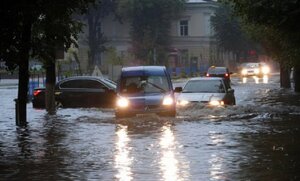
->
[115,66,177,118]
[240,62,270,77]
[206,66,232,83]
[32,76,116,108]
[176,77,236,106]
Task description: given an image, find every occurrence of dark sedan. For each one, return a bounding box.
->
[32,76,116,108]
[206,66,232,82]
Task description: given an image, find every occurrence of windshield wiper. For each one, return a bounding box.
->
[146,81,166,92]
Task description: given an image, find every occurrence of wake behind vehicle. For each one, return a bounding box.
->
[176,77,236,106]
[115,66,177,118]
[32,76,116,108]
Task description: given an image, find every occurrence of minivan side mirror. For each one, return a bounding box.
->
[174,87,182,93]
[228,88,234,93]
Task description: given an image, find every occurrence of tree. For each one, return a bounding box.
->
[211,3,260,63]
[0,0,95,125]
[32,1,94,114]
[85,0,118,70]
[118,0,186,65]
[226,0,300,91]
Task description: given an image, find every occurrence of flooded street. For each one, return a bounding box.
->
[1,74,300,180]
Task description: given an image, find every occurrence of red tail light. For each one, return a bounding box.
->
[206,73,210,77]
[33,90,42,96]
[225,73,229,77]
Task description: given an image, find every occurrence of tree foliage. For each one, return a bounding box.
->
[85,0,118,69]
[225,0,300,91]
[118,0,186,64]
[226,0,300,67]
[0,0,96,124]
[211,3,259,59]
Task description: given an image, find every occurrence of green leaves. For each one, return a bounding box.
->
[211,3,258,55]
[227,0,300,66]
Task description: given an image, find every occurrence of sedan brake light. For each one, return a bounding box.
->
[33,90,42,96]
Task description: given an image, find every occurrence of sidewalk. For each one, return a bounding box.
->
[0,79,18,87]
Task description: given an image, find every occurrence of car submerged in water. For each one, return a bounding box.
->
[32,76,116,108]
[176,77,236,107]
[115,66,177,118]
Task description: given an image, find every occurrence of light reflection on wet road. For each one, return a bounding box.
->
[1,74,300,180]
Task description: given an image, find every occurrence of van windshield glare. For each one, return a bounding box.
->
[120,75,169,94]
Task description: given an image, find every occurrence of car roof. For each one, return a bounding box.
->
[208,66,227,69]
[121,66,167,76]
[189,77,224,81]
[207,66,228,73]
[58,76,116,88]
[59,76,108,81]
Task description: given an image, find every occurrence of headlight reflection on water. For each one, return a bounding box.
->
[242,75,269,84]
[115,125,133,181]
[208,131,226,180]
[159,125,190,181]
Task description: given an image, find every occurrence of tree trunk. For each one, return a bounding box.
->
[18,59,29,126]
[294,66,300,92]
[17,16,32,126]
[45,61,56,114]
[280,64,291,88]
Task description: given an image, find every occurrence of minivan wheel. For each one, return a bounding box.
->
[115,112,129,119]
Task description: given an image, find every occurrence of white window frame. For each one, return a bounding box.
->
[179,20,189,36]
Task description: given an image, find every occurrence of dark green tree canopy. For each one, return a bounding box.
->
[211,3,258,55]
[0,0,95,69]
[85,0,118,69]
[226,0,300,67]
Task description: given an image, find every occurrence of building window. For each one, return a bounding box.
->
[179,20,188,36]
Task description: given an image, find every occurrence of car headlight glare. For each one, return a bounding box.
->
[254,68,260,74]
[117,97,129,108]
[163,96,174,105]
[209,100,224,106]
[241,69,247,75]
[262,66,270,74]
[177,100,189,106]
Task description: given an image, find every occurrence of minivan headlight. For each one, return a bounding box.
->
[209,100,224,106]
[162,96,174,105]
[116,97,129,108]
[177,100,189,106]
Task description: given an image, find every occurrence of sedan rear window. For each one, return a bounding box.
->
[207,67,227,74]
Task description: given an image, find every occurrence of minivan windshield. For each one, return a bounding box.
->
[120,75,169,94]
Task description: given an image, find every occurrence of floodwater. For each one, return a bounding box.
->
[0,74,300,180]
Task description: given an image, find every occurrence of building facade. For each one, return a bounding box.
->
[76,0,234,77]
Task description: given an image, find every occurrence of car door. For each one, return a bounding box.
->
[81,79,109,107]
[58,79,87,107]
